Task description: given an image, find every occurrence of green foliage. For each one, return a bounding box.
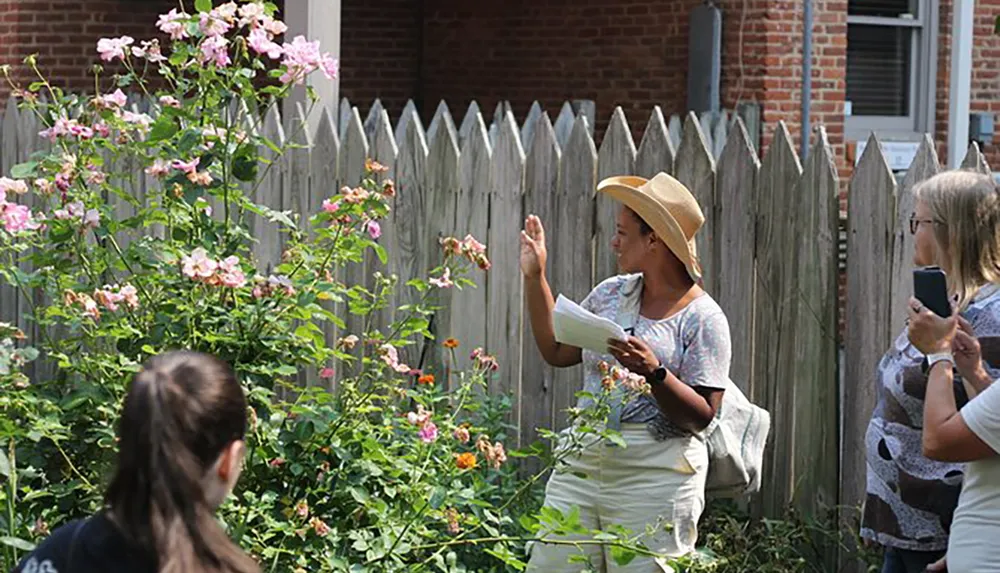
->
[0,2,653,571]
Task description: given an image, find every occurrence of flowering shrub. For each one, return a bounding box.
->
[0,2,666,572]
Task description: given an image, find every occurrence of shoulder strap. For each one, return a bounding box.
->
[614,274,643,332]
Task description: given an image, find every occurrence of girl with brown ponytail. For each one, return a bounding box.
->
[14,351,259,573]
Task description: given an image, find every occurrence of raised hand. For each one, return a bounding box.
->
[519,214,548,279]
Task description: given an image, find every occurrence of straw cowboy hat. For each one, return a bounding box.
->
[597,172,704,280]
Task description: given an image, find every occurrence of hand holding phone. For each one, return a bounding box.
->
[913,267,952,318]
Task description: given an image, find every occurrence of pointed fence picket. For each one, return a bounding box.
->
[8,95,997,549]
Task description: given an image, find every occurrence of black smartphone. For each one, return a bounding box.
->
[913,267,952,318]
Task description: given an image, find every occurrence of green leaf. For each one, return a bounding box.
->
[373,243,388,265]
[605,433,627,449]
[995,14,1000,35]
[274,365,297,376]
[10,161,37,179]
[428,486,446,509]
[149,114,179,142]
[0,537,35,552]
[177,129,202,153]
[0,448,9,478]
[232,144,258,181]
[195,0,213,13]
[610,545,638,567]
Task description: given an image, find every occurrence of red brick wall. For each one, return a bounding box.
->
[419,0,697,140]
[338,0,420,124]
[0,1,179,105]
[936,0,1000,170]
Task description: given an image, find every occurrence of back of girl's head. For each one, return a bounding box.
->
[105,350,258,573]
[915,170,1000,307]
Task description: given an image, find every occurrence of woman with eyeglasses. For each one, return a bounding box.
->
[860,170,1000,573]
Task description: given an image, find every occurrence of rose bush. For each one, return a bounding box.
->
[0,2,659,571]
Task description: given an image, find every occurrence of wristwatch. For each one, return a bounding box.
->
[650,363,668,385]
[925,352,955,373]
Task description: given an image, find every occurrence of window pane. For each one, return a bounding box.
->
[847,24,912,116]
[848,0,918,18]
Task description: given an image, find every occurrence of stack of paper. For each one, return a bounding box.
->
[553,295,628,354]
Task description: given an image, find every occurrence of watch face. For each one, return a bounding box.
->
[654,367,667,382]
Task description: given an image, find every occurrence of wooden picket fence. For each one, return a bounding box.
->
[0,94,994,530]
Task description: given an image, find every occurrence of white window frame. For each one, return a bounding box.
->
[845,0,939,141]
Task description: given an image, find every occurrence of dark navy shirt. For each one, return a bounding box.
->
[12,513,154,573]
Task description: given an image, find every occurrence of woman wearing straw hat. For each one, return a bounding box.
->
[520,172,729,572]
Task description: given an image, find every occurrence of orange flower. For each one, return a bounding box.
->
[365,158,389,174]
[443,338,459,349]
[418,374,436,385]
[455,452,477,470]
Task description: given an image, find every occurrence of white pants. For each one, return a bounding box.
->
[526,424,709,573]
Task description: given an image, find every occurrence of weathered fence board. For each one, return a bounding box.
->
[337,108,370,345]
[368,107,398,335]
[521,111,561,451]
[674,113,717,294]
[635,106,675,178]
[890,137,939,338]
[715,118,759,392]
[452,107,491,376]
[961,142,991,174]
[751,123,803,518]
[393,108,428,366]
[310,108,341,388]
[487,112,526,441]
[595,107,637,283]
[423,104,461,376]
[551,115,597,430]
[790,126,840,517]
[843,133,897,534]
[1,100,20,327]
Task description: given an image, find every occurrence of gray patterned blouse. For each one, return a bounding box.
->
[577,274,731,440]
[861,286,1000,551]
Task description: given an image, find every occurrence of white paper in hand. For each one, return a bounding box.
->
[553,295,628,354]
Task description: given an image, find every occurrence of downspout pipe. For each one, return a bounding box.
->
[801,0,813,159]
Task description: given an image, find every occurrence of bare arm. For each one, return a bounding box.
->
[520,215,582,368]
[649,375,723,432]
[524,274,582,368]
[923,361,996,462]
[908,301,997,461]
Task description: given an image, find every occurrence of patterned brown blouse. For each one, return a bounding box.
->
[861,287,1000,551]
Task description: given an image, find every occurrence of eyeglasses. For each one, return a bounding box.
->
[909,214,937,235]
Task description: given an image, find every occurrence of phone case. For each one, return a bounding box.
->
[913,267,952,318]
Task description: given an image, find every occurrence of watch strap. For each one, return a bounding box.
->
[926,352,954,369]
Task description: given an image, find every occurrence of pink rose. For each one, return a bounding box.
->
[0,178,28,195]
[319,367,335,379]
[248,27,283,60]
[181,247,218,280]
[365,220,381,239]
[418,421,439,444]
[145,159,171,177]
[321,198,340,213]
[199,12,232,37]
[98,89,127,108]
[157,9,190,40]
[159,95,181,108]
[172,157,200,174]
[429,268,453,289]
[96,36,134,62]
[1,203,41,233]
[200,35,231,67]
